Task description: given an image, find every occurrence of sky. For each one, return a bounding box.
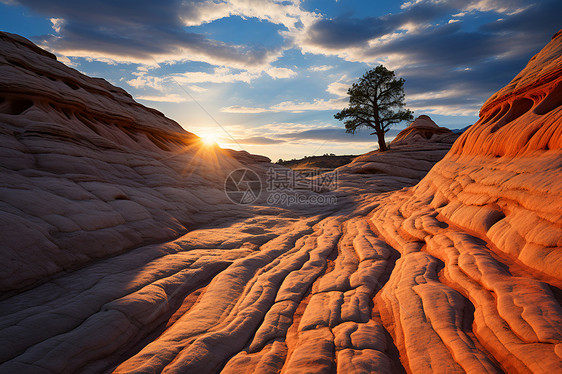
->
[0,0,560,161]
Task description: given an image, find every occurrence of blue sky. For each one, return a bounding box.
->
[1,0,560,160]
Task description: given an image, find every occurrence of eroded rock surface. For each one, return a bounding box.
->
[0,31,274,295]
[336,114,459,183]
[0,31,561,374]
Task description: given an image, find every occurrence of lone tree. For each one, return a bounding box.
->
[335,65,413,152]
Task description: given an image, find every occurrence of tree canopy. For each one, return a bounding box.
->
[334,65,413,151]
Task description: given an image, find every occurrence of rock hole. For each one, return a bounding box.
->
[76,114,100,135]
[490,98,534,133]
[1,98,34,115]
[61,108,72,120]
[534,82,562,115]
[114,195,129,200]
[63,80,80,90]
[47,76,57,81]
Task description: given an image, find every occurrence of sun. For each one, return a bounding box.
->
[199,134,218,146]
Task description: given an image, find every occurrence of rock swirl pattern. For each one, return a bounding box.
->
[0,30,561,373]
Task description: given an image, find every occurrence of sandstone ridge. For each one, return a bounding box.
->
[0,31,269,294]
[0,31,560,374]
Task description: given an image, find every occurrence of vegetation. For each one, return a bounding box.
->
[335,65,413,151]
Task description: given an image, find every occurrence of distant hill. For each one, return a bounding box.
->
[276,154,358,170]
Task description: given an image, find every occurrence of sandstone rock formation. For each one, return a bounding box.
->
[336,115,458,183]
[392,114,458,145]
[369,30,562,373]
[0,31,271,295]
[1,30,561,374]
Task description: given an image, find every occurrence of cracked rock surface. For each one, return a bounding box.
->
[0,31,561,373]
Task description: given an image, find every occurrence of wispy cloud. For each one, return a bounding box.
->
[222,98,346,114]
[309,65,334,71]
[136,94,190,103]
[266,67,297,79]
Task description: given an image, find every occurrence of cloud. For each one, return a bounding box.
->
[222,97,347,114]
[222,105,270,114]
[271,98,347,112]
[187,85,207,93]
[326,80,350,97]
[235,136,284,145]
[126,71,165,90]
[309,65,334,71]
[289,0,560,118]
[222,76,351,114]
[179,0,318,30]
[279,128,401,143]
[6,0,558,123]
[227,127,400,145]
[174,67,261,84]
[266,67,298,79]
[6,0,313,69]
[136,94,190,103]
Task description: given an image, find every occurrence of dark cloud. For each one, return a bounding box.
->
[236,136,284,145]
[278,128,401,143]
[304,0,561,115]
[306,2,454,49]
[5,0,280,66]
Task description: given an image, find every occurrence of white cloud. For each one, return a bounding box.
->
[326,79,351,97]
[50,18,64,33]
[126,71,165,90]
[221,105,270,113]
[136,94,190,103]
[180,0,319,31]
[271,98,347,112]
[188,85,208,93]
[409,103,479,116]
[266,67,298,79]
[407,89,464,101]
[222,97,346,113]
[175,67,261,84]
[309,65,334,71]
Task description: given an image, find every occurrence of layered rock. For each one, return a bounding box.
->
[392,115,457,145]
[0,30,561,374]
[0,31,269,294]
[371,30,562,373]
[336,115,458,183]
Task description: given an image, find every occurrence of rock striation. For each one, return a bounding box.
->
[336,115,459,183]
[370,30,562,373]
[391,114,457,145]
[0,30,561,374]
[0,31,269,295]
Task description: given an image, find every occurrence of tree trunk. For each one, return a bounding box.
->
[377,131,388,151]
